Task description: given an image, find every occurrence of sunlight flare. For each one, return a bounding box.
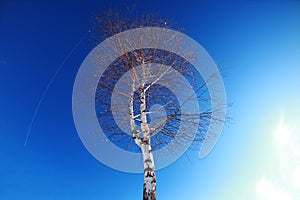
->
[274,117,291,147]
[256,115,300,200]
[292,166,300,189]
[256,176,291,200]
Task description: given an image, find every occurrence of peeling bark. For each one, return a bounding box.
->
[140,73,157,200]
[129,62,157,200]
[142,143,156,200]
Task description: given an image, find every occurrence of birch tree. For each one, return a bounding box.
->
[88,9,226,200]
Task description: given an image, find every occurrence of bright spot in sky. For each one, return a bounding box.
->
[274,117,291,147]
[256,176,291,200]
[292,166,300,189]
[255,115,300,200]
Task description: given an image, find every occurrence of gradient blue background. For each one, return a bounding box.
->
[1,0,300,199]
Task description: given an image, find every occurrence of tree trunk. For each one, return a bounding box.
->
[130,63,156,200]
[141,142,157,200]
[140,78,157,200]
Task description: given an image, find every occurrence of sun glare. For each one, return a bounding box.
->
[256,176,291,200]
[292,166,300,189]
[274,117,291,147]
[256,115,300,200]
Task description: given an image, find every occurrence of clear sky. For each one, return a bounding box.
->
[1,0,300,199]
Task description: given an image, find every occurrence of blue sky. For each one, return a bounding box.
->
[1,0,300,199]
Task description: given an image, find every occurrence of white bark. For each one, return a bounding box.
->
[128,61,157,200]
[130,81,142,146]
[140,65,157,200]
[141,143,156,200]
